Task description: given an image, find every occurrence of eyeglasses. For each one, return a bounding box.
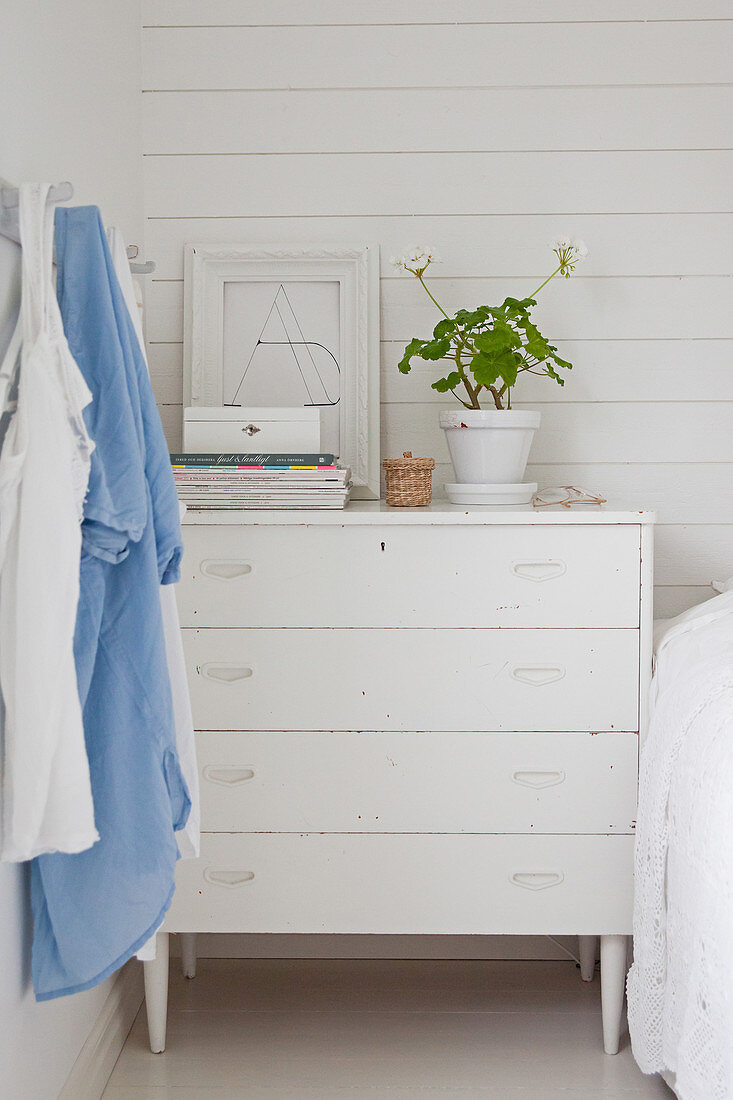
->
[533,486,607,508]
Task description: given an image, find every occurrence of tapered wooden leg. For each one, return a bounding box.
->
[144,931,169,1053]
[578,935,598,982]
[600,934,627,1054]
[180,932,197,979]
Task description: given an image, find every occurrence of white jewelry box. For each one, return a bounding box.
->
[183,407,321,453]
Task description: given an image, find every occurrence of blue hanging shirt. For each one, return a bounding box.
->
[30,207,189,1000]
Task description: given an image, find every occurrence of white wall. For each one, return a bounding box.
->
[141,0,733,617]
[1,0,143,244]
[0,3,143,1095]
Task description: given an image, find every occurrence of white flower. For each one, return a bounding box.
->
[552,236,589,277]
[391,246,438,275]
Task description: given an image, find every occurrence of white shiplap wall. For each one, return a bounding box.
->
[141,0,733,617]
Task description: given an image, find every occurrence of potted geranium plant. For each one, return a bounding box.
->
[392,238,587,487]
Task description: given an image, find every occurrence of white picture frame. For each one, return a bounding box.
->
[183,244,380,499]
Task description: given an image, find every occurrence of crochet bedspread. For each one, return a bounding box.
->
[628,583,733,1100]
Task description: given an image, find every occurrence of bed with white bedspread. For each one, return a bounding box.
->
[628,580,733,1099]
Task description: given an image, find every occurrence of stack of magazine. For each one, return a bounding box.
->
[170,452,352,509]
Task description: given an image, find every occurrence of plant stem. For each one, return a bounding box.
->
[529,262,564,299]
[415,274,487,407]
[414,268,509,409]
[455,347,481,408]
[451,389,473,409]
[416,273,452,320]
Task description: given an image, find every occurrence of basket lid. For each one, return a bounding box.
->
[382,451,436,471]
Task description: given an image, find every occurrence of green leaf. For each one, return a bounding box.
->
[545,364,566,386]
[526,336,551,361]
[419,338,451,361]
[515,316,539,338]
[474,322,521,355]
[502,296,535,319]
[432,318,455,339]
[470,353,501,387]
[431,371,462,393]
[397,337,425,374]
[454,306,491,328]
[496,350,521,388]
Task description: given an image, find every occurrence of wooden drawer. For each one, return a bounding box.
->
[184,628,639,732]
[196,731,638,834]
[177,524,641,628]
[167,833,634,935]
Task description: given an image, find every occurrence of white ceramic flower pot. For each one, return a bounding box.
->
[439,409,541,485]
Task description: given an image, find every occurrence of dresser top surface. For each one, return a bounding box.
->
[181,500,655,526]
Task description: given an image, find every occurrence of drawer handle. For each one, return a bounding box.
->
[203,868,255,889]
[510,871,565,892]
[200,559,253,580]
[203,766,255,786]
[511,560,567,582]
[510,665,566,687]
[201,663,254,684]
[511,769,566,789]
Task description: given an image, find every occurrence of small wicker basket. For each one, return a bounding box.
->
[382,451,436,507]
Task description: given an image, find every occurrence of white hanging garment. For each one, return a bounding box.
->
[104,230,145,353]
[106,226,200,862]
[157,553,200,861]
[0,183,98,862]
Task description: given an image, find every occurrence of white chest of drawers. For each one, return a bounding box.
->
[143,502,654,1057]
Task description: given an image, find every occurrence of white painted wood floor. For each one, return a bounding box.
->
[104,959,673,1098]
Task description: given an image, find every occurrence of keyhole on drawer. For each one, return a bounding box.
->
[380,542,385,552]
